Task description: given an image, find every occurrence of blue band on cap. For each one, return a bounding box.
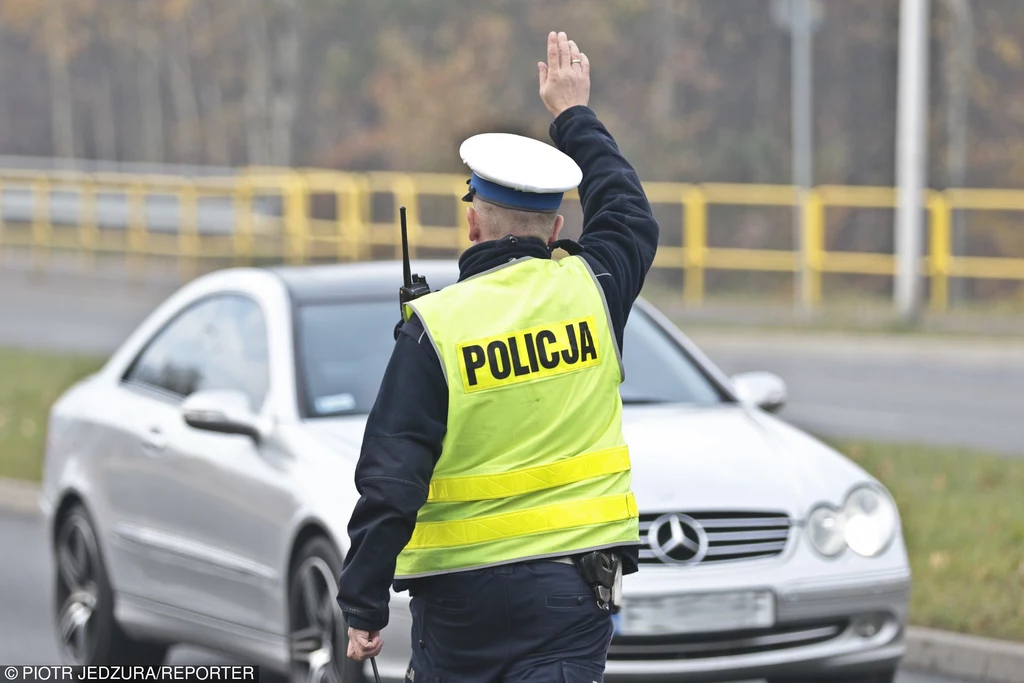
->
[466,172,563,213]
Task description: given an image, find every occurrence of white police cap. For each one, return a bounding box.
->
[460,133,583,213]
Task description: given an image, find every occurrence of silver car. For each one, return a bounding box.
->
[42,260,911,683]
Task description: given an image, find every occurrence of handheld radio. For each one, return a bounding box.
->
[395,206,431,338]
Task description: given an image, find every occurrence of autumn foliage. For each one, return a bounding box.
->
[0,0,1022,301]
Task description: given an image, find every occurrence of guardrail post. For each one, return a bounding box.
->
[284,174,308,265]
[394,175,419,260]
[0,179,5,263]
[126,183,147,278]
[683,186,706,306]
[179,182,199,280]
[803,188,824,308]
[77,177,98,274]
[455,179,472,253]
[928,191,951,313]
[353,175,371,261]
[335,174,349,262]
[234,178,254,267]
[31,178,51,272]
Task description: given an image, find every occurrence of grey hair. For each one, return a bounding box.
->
[473,198,559,241]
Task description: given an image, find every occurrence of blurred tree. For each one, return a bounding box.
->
[44,0,75,159]
[163,0,202,163]
[136,0,166,162]
[269,0,301,165]
[244,0,272,165]
[187,0,235,165]
[0,0,81,158]
[0,0,1021,304]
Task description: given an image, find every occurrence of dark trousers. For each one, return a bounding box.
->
[405,560,613,682]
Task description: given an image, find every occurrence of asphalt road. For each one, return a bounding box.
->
[692,332,1024,457]
[0,267,176,356]
[2,266,1023,456]
[0,510,975,683]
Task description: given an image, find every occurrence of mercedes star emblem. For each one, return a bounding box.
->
[648,513,710,565]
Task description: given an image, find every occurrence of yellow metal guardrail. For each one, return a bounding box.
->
[0,168,1022,312]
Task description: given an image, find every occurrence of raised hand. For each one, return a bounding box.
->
[538,31,591,118]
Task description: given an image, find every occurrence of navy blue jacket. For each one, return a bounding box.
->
[337,106,660,632]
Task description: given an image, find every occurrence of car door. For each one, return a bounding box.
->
[104,293,296,632]
[153,294,299,632]
[101,294,232,610]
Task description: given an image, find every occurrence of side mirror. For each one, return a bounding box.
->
[731,371,788,413]
[181,389,268,442]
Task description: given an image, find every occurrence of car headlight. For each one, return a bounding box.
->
[844,486,898,556]
[806,485,898,558]
[807,505,846,556]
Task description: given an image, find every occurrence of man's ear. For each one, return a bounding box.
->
[547,214,565,247]
[467,205,482,244]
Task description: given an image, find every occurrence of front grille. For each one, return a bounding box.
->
[638,511,791,565]
[609,619,848,660]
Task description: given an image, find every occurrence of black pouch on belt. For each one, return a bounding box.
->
[574,551,623,614]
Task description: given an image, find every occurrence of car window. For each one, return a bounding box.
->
[618,309,722,406]
[295,299,724,418]
[296,301,398,416]
[124,294,270,411]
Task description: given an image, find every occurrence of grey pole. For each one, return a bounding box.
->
[895,0,931,321]
[791,0,814,312]
[941,0,973,305]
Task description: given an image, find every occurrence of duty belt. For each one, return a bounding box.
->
[544,552,622,612]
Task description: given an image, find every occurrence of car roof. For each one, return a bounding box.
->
[268,259,461,303]
[263,258,739,403]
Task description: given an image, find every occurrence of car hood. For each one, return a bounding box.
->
[304,404,874,521]
[620,404,871,518]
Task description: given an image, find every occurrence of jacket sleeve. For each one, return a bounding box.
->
[336,317,448,632]
[549,106,660,346]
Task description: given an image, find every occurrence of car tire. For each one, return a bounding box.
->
[768,668,897,683]
[288,536,365,683]
[54,503,169,666]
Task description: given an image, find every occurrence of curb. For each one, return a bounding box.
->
[3,478,1024,680]
[904,626,1024,683]
[687,330,1024,367]
[0,479,42,516]
[0,476,43,516]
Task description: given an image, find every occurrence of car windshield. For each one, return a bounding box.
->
[296,299,724,417]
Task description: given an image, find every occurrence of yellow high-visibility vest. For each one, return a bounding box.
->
[394,254,640,579]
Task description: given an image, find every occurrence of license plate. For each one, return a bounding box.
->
[615,590,775,636]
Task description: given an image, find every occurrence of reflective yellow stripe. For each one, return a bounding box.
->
[406,493,638,550]
[427,446,630,503]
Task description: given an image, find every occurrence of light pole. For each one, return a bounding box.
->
[941,0,973,305]
[772,0,823,313]
[895,0,931,322]
[792,0,814,312]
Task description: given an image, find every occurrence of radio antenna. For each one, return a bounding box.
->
[400,206,412,288]
[395,204,431,335]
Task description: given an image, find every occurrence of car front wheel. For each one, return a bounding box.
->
[288,537,365,683]
[54,504,168,665]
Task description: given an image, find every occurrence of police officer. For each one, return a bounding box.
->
[336,31,660,681]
